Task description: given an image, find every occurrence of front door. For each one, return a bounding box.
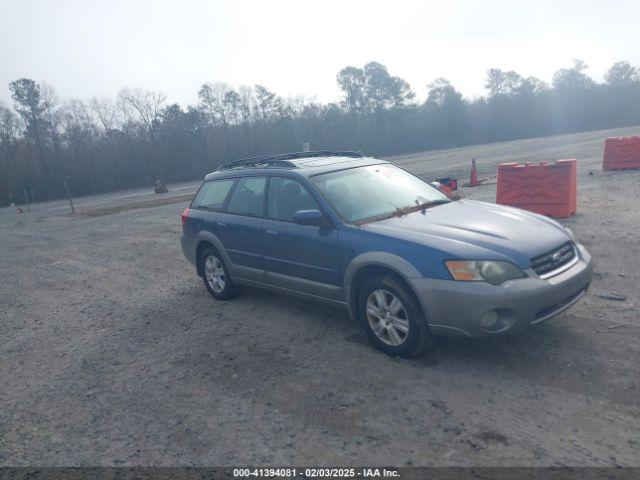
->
[263,176,341,300]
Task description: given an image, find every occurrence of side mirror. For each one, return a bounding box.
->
[293,209,325,226]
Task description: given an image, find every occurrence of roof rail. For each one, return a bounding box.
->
[217,150,364,170]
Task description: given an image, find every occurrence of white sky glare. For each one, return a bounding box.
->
[1,0,639,106]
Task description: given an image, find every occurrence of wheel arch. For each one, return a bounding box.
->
[344,252,425,322]
[194,231,231,277]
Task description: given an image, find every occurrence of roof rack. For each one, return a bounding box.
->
[217,150,364,170]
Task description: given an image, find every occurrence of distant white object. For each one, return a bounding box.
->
[302,142,310,152]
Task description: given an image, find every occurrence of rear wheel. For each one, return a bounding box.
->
[358,275,431,357]
[200,248,240,300]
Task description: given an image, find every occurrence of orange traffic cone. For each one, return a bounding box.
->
[469,158,479,186]
[463,158,487,187]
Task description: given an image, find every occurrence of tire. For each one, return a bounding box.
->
[358,275,431,358]
[199,247,241,300]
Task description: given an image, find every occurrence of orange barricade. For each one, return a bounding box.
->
[496,159,577,218]
[603,136,640,170]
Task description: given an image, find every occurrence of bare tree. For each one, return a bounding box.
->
[90,97,119,133]
[198,83,231,126]
[41,83,65,176]
[254,85,279,121]
[90,97,123,188]
[238,85,255,123]
[118,88,167,137]
[63,99,98,194]
[118,87,167,183]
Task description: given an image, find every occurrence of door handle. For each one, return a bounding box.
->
[217,221,227,227]
[266,229,279,236]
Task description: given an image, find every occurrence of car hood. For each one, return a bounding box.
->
[362,199,571,267]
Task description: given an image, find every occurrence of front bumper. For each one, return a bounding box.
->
[409,244,593,337]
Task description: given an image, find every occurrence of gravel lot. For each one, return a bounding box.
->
[1,126,639,467]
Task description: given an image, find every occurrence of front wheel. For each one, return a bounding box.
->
[200,248,240,300]
[358,276,431,358]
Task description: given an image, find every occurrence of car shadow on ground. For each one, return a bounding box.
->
[238,286,594,376]
[240,287,577,346]
[127,281,602,398]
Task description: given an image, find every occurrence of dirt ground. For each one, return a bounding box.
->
[1,126,639,467]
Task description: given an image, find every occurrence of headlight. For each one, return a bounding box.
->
[445,260,526,285]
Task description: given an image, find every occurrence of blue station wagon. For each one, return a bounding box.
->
[181,151,592,357]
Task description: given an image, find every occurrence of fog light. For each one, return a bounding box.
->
[480,310,499,329]
[479,309,516,333]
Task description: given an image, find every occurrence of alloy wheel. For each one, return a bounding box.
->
[204,255,226,293]
[366,289,410,346]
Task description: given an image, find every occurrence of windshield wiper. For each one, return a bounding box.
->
[355,199,451,226]
[390,199,451,217]
[408,199,452,213]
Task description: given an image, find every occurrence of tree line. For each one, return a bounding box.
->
[1,59,639,206]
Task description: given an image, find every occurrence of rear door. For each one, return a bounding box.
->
[214,176,267,281]
[263,176,341,300]
[189,176,236,246]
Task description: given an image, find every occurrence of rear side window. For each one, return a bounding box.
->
[192,179,235,210]
[267,177,320,222]
[226,177,266,217]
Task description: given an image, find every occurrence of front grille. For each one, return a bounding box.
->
[531,242,577,278]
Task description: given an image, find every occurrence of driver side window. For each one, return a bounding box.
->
[267,177,320,223]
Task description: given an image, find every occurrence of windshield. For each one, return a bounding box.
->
[310,164,449,223]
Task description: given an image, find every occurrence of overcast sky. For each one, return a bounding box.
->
[1,0,639,107]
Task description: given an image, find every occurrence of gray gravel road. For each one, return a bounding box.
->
[1,126,639,466]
